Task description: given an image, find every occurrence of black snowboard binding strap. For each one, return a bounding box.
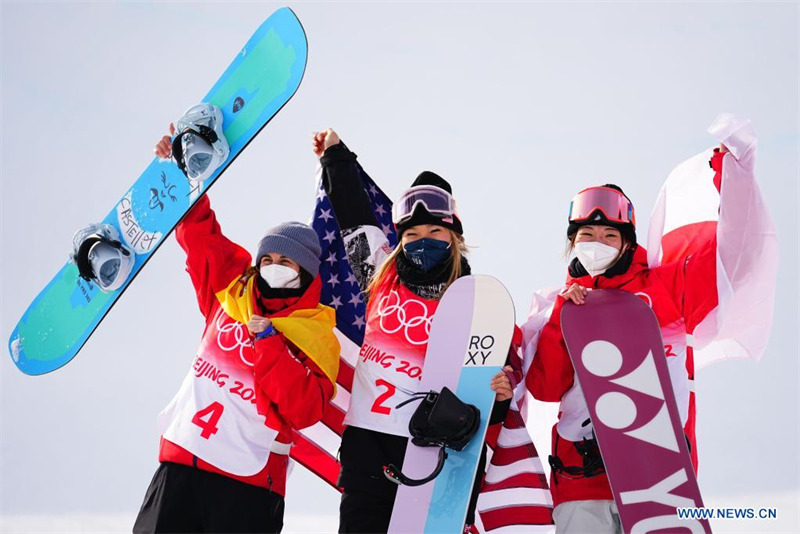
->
[548,431,606,482]
[70,224,135,293]
[169,103,229,185]
[171,124,219,175]
[383,387,480,486]
[73,234,130,283]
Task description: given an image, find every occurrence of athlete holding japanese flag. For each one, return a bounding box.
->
[523,114,778,533]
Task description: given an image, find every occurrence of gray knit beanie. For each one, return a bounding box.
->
[256,222,322,278]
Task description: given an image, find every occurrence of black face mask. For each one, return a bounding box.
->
[394,251,472,301]
[402,238,451,272]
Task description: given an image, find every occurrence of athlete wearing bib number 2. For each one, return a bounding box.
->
[134,129,340,533]
[313,129,518,534]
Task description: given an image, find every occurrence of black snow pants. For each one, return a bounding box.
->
[133,462,285,533]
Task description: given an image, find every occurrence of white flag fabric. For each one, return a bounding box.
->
[646,114,779,368]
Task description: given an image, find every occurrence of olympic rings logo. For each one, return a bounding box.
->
[215,313,255,367]
[376,290,432,346]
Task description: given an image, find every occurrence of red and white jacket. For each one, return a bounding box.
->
[344,262,440,436]
[526,245,711,505]
[157,195,334,496]
[523,114,778,507]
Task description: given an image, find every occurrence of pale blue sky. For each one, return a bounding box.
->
[2,2,798,532]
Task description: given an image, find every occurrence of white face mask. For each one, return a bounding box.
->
[260,264,301,289]
[573,241,621,277]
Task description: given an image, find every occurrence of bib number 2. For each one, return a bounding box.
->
[371,379,396,415]
[192,402,225,439]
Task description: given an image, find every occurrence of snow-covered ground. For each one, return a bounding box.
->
[3,489,799,534]
[0,514,340,534]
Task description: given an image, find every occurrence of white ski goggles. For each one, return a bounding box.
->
[392,186,456,225]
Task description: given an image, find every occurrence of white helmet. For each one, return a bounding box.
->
[71,224,134,292]
[171,103,229,185]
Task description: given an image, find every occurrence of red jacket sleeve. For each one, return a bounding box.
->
[655,245,718,334]
[711,148,723,193]
[654,149,724,332]
[174,195,253,320]
[526,297,575,402]
[506,326,524,388]
[252,334,334,431]
[487,326,525,425]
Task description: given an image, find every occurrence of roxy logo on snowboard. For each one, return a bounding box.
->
[464,335,495,366]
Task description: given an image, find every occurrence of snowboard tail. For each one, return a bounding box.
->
[560,289,711,533]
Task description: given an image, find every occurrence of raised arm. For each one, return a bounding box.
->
[175,195,252,320]
[315,129,392,296]
[653,115,778,365]
[152,123,252,320]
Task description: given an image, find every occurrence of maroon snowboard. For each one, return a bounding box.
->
[561,289,711,533]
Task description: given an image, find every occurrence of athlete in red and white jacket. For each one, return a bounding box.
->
[134,131,339,534]
[523,115,777,533]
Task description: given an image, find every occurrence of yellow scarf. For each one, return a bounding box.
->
[215,273,340,391]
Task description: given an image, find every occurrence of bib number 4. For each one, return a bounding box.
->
[192,401,225,439]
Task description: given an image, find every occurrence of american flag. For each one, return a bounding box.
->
[289,162,394,490]
[478,401,554,532]
[291,162,554,532]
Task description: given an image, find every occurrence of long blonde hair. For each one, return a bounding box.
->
[367,229,468,300]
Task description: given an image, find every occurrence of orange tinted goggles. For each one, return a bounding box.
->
[568,186,635,226]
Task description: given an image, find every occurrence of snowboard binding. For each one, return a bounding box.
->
[171,103,229,186]
[70,224,134,292]
[384,387,480,487]
[548,423,606,481]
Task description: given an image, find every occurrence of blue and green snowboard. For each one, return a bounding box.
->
[8,7,307,375]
